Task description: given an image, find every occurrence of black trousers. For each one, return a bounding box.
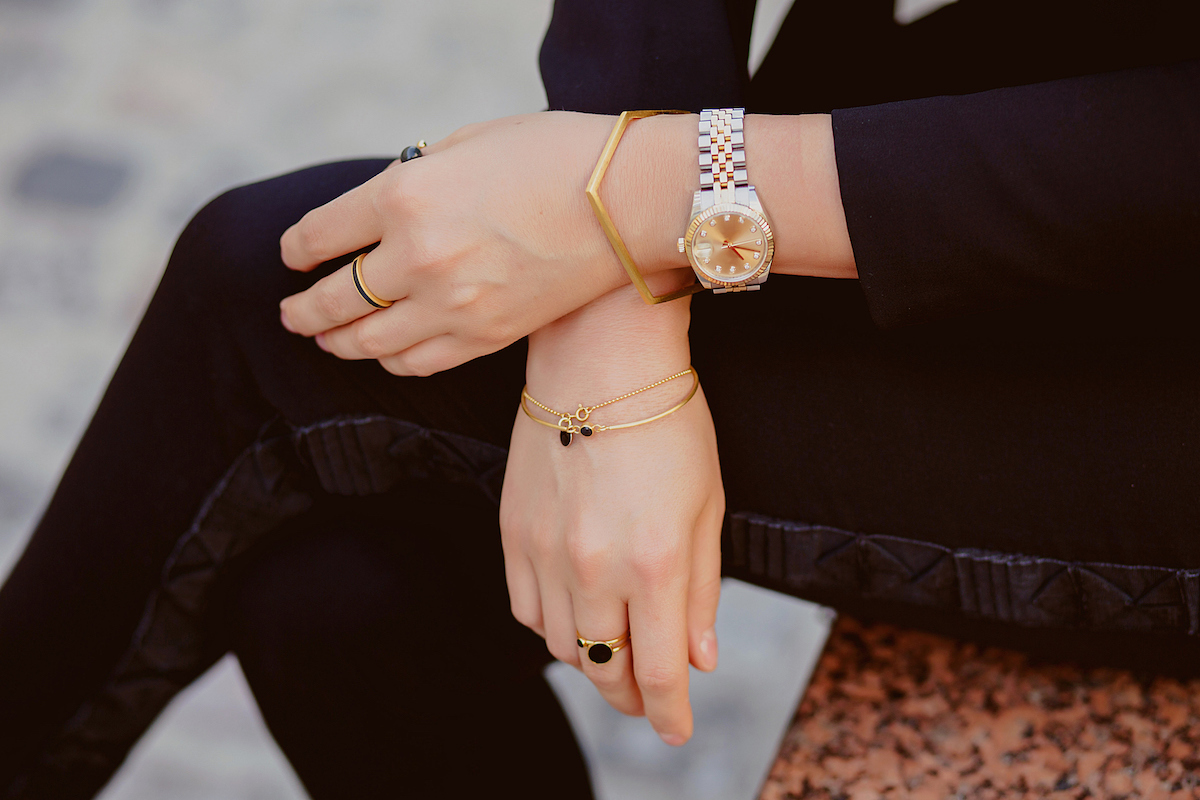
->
[2,157,1198,799]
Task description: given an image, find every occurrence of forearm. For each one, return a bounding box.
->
[526,279,692,417]
[536,110,853,395]
[600,112,857,284]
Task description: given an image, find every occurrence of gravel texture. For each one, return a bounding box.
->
[761,616,1200,800]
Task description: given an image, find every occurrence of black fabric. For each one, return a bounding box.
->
[724,512,1200,638]
[2,1,1199,797]
[837,61,1200,328]
[540,0,747,113]
[0,161,570,799]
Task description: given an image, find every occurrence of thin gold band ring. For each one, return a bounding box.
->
[351,253,393,309]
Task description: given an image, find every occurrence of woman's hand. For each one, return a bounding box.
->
[499,283,724,746]
[276,111,695,377]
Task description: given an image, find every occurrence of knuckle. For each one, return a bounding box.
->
[379,355,410,376]
[525,526,556,562]
[447,281,481,310]
[407,229,455,274]
[510,601,542,633]
[294,214,330,261]
[637,663,685,695]
[401,352,434,378]
[417,350,458,377]
[352,325,388,359]
[314,283,348,322]
[378,168,435,222]
[630,539,684,585]
[375,177,415,217]
[547,640,578,665]
[498,507,518,541]
[566,537,611,591]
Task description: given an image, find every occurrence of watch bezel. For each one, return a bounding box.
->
[684,203,775,286]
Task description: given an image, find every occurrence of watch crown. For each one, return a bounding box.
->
[677,237,686,253]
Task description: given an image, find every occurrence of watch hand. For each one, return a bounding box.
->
[727,239,761,248]
[722,241,746,257]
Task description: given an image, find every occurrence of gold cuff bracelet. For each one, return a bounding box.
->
[586,110,703,305]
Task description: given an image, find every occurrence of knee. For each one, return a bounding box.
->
[225,527,407,677]
[163,160,391,317]
[164,177,307,315]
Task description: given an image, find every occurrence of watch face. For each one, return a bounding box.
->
[685,204,774,285]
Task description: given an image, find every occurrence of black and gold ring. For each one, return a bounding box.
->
[577,631,631,665]
[351,253,393,309]
[399,140,427,162]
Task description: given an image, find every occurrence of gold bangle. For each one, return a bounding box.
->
[521,368,699,446]
[586,110,703,305]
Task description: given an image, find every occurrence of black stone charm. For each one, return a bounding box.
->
[560,431,573,447]
[588,643,614,664]
[399,145,423,163]
[581,426,593,436]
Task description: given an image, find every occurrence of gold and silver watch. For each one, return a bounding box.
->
[678,108,774,293]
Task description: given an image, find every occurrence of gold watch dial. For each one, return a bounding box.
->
[685,204,774,286]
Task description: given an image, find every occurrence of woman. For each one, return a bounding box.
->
[2,0,1198,797]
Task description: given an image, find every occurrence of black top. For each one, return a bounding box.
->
[539,0,1200,574]
[542,0,1200,329]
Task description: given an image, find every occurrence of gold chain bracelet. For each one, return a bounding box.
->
[521,368,699,446]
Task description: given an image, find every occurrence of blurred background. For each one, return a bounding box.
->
[0,1,836,798]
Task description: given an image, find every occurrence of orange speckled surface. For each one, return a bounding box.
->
[760,617,1200,799]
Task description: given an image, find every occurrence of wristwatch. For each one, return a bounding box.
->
[677,108,774,293]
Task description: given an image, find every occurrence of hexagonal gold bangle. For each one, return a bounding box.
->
[586,110,704,305]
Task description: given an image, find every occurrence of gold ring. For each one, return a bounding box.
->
[351,253,393,309]
[577,631,630,664]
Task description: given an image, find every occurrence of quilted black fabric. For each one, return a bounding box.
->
[12,412,1198,798]
[725,513,1200,636]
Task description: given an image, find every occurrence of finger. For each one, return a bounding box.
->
[629,572,693,746]
[687,505,723,673]
[502,547,545,639]
[539,577,581,671]
[575,599,643,717]
[316,300,447,362]
[280,178,386,271]
[376,334,464,378]
[280,249,401,338]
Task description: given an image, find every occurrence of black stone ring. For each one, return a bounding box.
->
[399,140,426,163]
[577,631,631,665]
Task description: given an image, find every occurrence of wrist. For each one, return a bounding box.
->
[526,283,691,413]
[597,112,698,278]
[595,110,858,284]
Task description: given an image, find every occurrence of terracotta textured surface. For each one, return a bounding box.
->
[761,617,1200,799]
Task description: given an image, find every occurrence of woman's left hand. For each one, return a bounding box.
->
[276,111,695,377]
[499,283,725,746]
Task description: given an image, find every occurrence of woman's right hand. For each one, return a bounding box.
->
[499,283,725,746]
[277,111,697,378]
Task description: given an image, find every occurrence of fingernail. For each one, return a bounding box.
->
[314,333,329,352]
[280,305,295,333]
[701,628,718,669]
[661,733,686,747]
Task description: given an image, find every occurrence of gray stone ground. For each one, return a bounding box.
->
[0,1,833,798]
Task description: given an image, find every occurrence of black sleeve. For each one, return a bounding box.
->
[538,0,753,114]
[832,59,1200,328]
